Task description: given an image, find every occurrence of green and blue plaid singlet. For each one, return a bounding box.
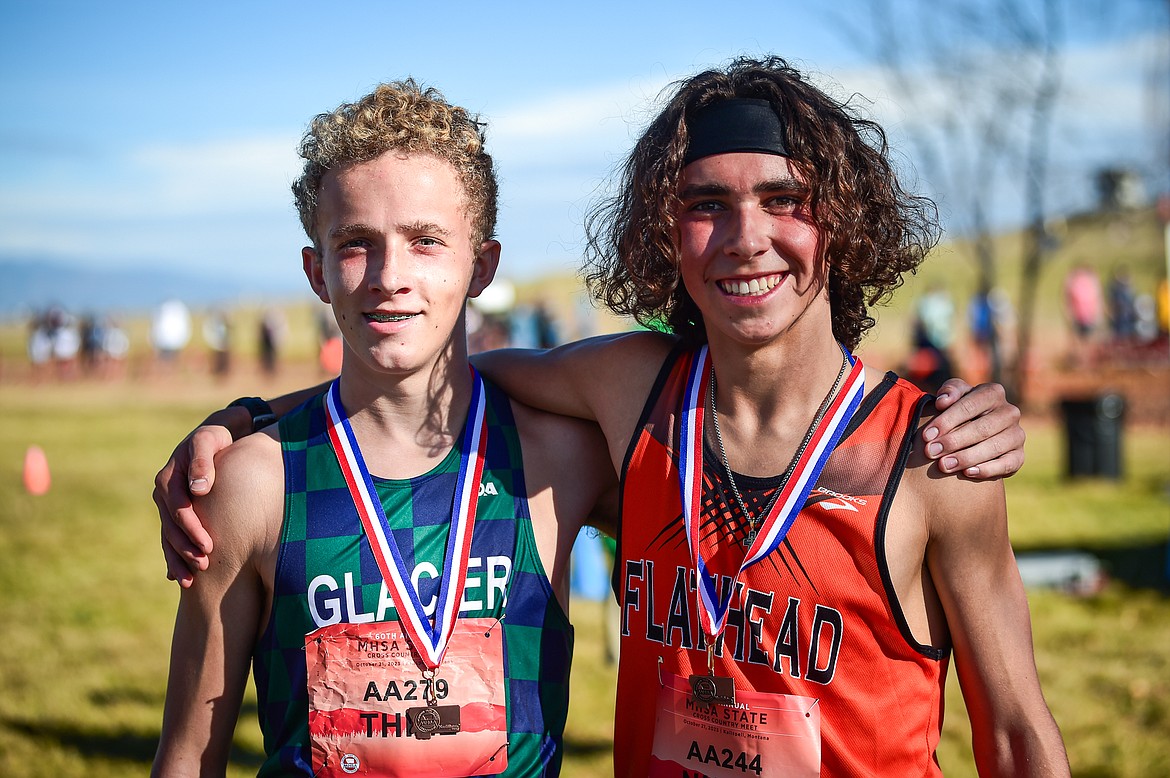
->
[253,382,574,776]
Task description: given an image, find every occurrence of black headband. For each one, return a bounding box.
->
[683,98,789,165]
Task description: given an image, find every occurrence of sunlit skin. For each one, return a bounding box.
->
[147,67,1044,778]
[674,152,848,452]
[651,150,1068,778]
[156,141,1030,592]
[676,153,835,363]
[302,152,499,411]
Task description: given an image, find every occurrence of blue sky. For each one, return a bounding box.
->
[2,0,1166,301]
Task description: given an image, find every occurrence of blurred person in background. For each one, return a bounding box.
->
[1158,277,1169,339]
[907,283,955,394]
[1063,263,1102,366]
[1106,266,1138,344]
[203,308,232,378]
[151,298,192,366]
[258,306,287,376]
[27,309,52,380]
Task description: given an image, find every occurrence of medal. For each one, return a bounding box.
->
[406,704,462,739]
[677,345,865,696]
[405,667,461,740]
[406,668,462,739]
[688,644,737,708]
[325,370,490,738]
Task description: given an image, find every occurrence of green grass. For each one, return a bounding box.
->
[1,365,1168,776]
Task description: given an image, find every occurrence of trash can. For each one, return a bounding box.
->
[1059,394,1125,479]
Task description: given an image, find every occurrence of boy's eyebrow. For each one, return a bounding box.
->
[754,176,807,194]
[397,220,452,237]
[678,177,807,200]
[327,221,454,241]
[678,182,731,200]
[327,223,377,242]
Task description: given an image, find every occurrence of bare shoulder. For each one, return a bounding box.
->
[883,395,1010,648]
[904,401,1007,543]
[579,329,675,378]
[196,429,284,565]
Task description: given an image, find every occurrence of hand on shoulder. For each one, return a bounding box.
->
[907,401,1008,546]
[925,379,1025,479]
[192,430,284,569]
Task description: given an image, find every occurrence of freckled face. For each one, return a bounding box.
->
[303,152,498,379]
[675,152,829,350]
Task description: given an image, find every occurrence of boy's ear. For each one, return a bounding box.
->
[303,247,330,304]
[467,240,501,299]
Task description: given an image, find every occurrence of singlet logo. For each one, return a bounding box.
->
[306,555,513,628]
[815,486,867,512]
[478,481,499,496]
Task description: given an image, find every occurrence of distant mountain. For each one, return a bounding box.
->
[0,258,306,320]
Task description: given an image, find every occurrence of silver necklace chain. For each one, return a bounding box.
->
[709,345,850,546]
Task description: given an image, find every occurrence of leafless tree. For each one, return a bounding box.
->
[833,0,1167,403]
[831,0,1067,401]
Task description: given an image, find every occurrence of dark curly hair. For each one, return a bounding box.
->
[292,79,498,249]
[583,56,940,350]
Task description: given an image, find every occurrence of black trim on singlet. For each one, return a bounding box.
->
[612,335,689,600]
[873,389,952,661]
[696,370,901,591]
[840,369,897,442]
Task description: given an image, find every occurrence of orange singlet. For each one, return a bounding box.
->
[613,344,948,777]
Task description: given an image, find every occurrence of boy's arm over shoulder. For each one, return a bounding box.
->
[154,382,326,585]
[510,400,618,610]
[473,331,674,441]
[151,431,283,777]
[910,408,1069,777]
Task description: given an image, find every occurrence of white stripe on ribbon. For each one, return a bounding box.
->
[324,372,487,669]
[678,345,710,566]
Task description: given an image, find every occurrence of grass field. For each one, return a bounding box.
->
[0,361,1167,777]
[1,202,1168,777]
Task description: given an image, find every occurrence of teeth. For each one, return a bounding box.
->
[368,312,415,322]
[720,275,782,297]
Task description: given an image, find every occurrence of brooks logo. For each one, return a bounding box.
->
[815,486,867,512]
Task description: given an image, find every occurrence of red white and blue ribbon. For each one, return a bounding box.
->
[324,370,488,670]
[678,345,865,639]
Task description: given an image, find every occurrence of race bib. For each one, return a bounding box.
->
[650,669,820,778]
[306,618,508,777]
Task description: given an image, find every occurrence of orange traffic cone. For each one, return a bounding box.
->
[23,445,51,495]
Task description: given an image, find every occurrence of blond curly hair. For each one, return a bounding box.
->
[292,79,498,248]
